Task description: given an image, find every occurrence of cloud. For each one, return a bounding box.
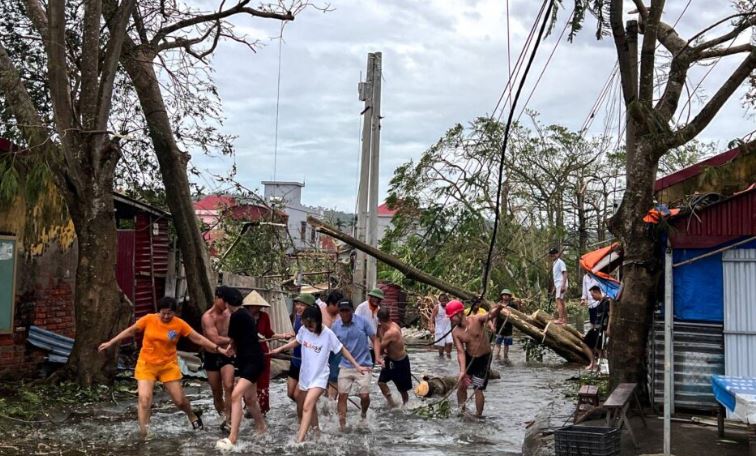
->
[190,1,755,211]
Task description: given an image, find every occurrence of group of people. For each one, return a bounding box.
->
[99,286,416,450]
[97,252,612,448]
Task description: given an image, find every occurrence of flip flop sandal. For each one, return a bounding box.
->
[191,409,204,430]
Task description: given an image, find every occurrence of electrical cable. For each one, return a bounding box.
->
[479,0,554,300]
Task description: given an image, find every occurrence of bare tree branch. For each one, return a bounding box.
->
[694,13,756,51]
[96,0,137,131]
[699,43,755,59]
[608,0,636,107]
[668,48,756,150]
[79,0,103,129]
[21,0,48,36]
[151,1,294,47]
[46,0,78,154]
[638,0,665,107]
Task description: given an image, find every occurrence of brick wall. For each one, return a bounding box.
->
[0,243,77,379]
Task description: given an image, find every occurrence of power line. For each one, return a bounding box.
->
[480,0,554,300]
[515,8,575,123]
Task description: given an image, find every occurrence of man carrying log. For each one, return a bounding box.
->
[448,299,504,417]
[376,308,413,407]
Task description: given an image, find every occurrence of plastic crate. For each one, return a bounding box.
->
[554,425,621,456]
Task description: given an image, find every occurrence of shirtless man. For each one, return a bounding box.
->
[376,308,412,407]
[448,299,503,417]
[202,286,236,430]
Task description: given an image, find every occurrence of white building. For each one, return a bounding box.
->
[262,181,324,250]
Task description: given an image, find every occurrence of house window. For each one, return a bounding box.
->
[300,221,307,240]
[0,236,17,334]
[311,225,317,244]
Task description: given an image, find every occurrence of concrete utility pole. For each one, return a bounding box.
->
[366,52,382,290]
[354,53,375,304]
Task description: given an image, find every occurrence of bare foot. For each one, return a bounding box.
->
[584,364,596,371]
[553,319,565,325]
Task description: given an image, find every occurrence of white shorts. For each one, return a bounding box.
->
[554,285,567,299]
[435,324,453,346]
[338,367,371,395]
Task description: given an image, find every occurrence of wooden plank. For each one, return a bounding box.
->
[604,383,636,408]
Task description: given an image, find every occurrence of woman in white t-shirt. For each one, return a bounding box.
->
[271,305,369,442]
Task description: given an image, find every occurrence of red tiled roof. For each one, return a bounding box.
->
[377,202,398,217]
[194,195,237,211]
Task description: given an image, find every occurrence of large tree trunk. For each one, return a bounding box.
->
[607,140,661,387]
[63,174,132,385]
[118,45,215,327]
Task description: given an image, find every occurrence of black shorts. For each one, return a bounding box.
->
[288,363,301,381]
[377,355,413,393]
[465,352,491,391]
[589,307,599,325]
[584,328,605,350]
[203,352,235,372]
[236,356,264,383]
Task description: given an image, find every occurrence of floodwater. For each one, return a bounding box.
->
[0,344,578,456]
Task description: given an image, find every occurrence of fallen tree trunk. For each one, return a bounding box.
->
[415,371,502,398]
[308,216,590,364]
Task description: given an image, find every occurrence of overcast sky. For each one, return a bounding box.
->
[191,0,755,212]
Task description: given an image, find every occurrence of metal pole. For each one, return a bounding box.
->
[366,52,382,290]
[664,242,674,455]
[354,53,374,304]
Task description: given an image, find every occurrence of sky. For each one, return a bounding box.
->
[190,0,755,212]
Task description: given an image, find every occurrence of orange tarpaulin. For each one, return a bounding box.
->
[580,243,622,283]
[642,207,681,223]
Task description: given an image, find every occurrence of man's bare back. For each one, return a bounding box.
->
[452,313,495,357]
[379,320,406,361]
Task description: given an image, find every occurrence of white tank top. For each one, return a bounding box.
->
[435,304,448,326]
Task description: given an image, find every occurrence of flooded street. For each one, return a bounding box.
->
[0,345,577,455]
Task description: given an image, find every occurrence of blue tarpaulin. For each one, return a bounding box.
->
[672,248,723,322]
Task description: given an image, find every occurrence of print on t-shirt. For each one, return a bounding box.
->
[302,340,323,353]
[168,329,178,341]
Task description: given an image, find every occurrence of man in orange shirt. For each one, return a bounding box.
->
[99,296,228,438]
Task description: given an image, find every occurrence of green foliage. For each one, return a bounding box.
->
[413,398,452,419]
[564,372,609,400]
[523,337,546,362]
[214,216,289,277]
[0,380,133,421]
[380,115,622,302]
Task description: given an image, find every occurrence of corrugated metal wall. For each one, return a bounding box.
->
[134,214,170,318]
[647,320,724,411]
[723,249,756,377]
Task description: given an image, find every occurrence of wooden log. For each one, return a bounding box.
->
[531,309,585,341]
[309,216,590,364]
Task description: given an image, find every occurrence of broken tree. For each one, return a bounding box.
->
[308,216,590,364]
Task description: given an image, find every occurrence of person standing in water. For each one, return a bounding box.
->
[429,293,452,358]
[333,299,381,430]
[242,291,291,417]
[286,295,309,421]
[271,306,368,442]
[215,288,267,451]
[376,308,413,407]
[201,286,236,431]
[98,296,228,438]
[448,299,504,417]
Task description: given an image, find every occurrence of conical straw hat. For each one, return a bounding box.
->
[242,290,270,307]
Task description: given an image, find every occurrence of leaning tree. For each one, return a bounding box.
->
[0,0,137,384]
[568,0,755,385]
